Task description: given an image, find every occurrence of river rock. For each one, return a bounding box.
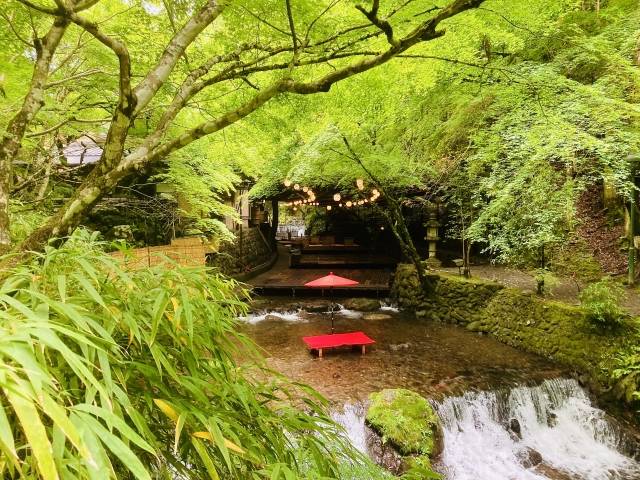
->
[508,418,522,439]
[342,298,381,312]
[534,463,574,480]
[466,321,483,332]
[366,388,443,459]
[304,303,332,313]
[364,313,392,321]
[516,447,543,468]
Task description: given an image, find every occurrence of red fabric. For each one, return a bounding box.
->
[302,331,375,349]
[304,272,360,288]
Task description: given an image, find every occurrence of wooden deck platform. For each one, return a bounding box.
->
[293,253,396,269]
[248,247,394,297]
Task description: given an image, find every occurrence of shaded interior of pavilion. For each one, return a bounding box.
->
[249,182,466,295]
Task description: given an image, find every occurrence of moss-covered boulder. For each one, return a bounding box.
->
[366,389,443,459]
[342,298,381,312]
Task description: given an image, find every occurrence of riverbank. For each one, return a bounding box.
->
[239,298,640,479]
[240,300,567,404]
[392,264,640,416]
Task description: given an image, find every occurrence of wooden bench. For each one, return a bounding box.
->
[302,331,375,358]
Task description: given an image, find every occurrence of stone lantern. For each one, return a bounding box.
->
[425,210,441,267]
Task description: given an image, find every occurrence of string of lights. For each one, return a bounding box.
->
[282,178,381,211]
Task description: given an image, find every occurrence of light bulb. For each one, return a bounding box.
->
[333,193,341,202]
[284,179,292,187]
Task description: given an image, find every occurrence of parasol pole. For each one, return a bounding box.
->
[330,286,335,334]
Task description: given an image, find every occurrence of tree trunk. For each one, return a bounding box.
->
[0,17,69,251]
[270,199,279,249]
[463,237,471,278]
[341,136,433,293]
[384,198,434,292]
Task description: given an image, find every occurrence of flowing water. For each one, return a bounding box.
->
[241,299,640,479]
[433,378,640,480]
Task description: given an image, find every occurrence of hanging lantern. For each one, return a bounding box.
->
[356,178,364,190]
[303,186,309,192]
[346,201,353,207]
[339,203,343,207]
[333,193,341,202]
[327,205,332,211]
[293,207,297,211]
[293,183,300,190]
[380,226,385,231]
[284,179,292,187]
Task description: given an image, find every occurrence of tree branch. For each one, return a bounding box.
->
[26,116,111,137]
[133,0,225,114]
[355,0,396,46]
[45,68,104,88]
[285,0,299,54]
[0,10,34,47]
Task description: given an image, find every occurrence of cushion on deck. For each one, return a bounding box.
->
[302,331,375,350]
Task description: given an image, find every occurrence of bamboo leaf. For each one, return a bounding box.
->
[71,404,154,454]
[80,414,151,480]
[4,385,59,480]
[192,438,220,480]
[153,399,178,422]
[0,399,18,466]
[174,413,186,453]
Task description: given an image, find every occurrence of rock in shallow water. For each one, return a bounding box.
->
[516,446,543,468]
[365,388,443,459]
[342,298,381,312]
[509,418,522,439]
[364,313,392,321]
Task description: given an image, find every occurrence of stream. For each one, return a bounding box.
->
[241,299,640,479]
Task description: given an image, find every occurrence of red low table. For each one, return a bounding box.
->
[302,331,375,358]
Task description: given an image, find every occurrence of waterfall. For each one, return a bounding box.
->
[435,378,640,480]
[333,379,640,480]
[332,403,369,455]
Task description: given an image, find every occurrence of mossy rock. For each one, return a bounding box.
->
[402,455,441,479]
[366,389,443,459]
[342,298,381,312]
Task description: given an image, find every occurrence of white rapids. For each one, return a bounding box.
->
[239,309,305,324]
[435,378,640,480]
[334,379,640,480]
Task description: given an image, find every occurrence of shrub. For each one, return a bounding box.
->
[579,277,626,326]
[0,230,358,479]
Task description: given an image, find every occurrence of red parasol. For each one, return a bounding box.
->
[304,272,360,288]
[305,272,359,333]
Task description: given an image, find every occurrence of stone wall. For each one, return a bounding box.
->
[392,264,633,402]
[208,227,273,276]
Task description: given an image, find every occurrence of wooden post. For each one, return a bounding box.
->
[628,155,640,285]
[270,199,279,249]
[318,349,323,359]
[361,345,366,355]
